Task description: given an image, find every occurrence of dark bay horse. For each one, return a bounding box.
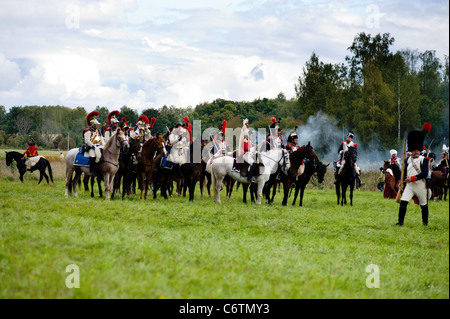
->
[138,134,167,200]
[112,137,141,200]
[280,142,319,206]
[179,139,204,202]
[5,151,53,184]
[291,160,328,206]
[335,147,357,205]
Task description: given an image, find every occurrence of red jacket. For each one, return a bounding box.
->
[24,145,38,157]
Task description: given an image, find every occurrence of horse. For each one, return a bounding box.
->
[263,148,289,204]
[429,170,448,201]
[65,129,129,200]
[179,138,204,202]
[280,143,319,206]
[5,151,54,184]
[137,134,167,200]
[335,146,357,206]
[208,148,294,205]
[382,160,398,199]
[291,160,328,207]
[112,136,141,200]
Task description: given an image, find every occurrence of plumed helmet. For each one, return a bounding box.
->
[347,131,355,139]
[407,122,432,152]
[108,110,120,125]
[86,110,100,126]
[121,117,129,129]
[288,127,298,143]
[183,116,189,127]
[28,135,35,146]
[390,149,397,157]
[136,115,150,126]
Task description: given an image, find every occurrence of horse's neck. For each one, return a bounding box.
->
[104,139,120,159]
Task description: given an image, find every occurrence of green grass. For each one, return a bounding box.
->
[0,153,448,299]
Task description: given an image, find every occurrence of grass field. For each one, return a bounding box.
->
[0,149,448,299]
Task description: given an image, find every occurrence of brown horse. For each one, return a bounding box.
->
[138,134,167,200]
[65,129,129,200]
[382,160,398,199]
[429,170,448,201]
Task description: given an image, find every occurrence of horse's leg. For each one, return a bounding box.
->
[98,176,103,198]
[139,172,145,200]
[72,170,82,198]
[292,185,300,206]
[282,178,291,206]
[207,173,211,197]
[65,167,74,198]
[242,183,248,204]
[299,186,306,207]
[104,173,112,200]
[336,181,340,205]
[350,182,354,206]
[256,181,264,205]
[84,174,89,192]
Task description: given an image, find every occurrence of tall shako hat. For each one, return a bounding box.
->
[407,122,432,152]
[288,126,298,143]
[347,131,354,139]
[108,110,120,125]
[86,110,100,126]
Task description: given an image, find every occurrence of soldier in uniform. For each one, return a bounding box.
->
[395,122,432,226]
[23,135,39,169]
[238,119,259,182]
[104,110,120,143]
[84,110,104,174]
[120,117,130,136]
[285,128,300,153]
[211,120,232,157]
[389,149,401,167]
[130,115,151,143]
[334,131,365,188]
[167,122,189,165]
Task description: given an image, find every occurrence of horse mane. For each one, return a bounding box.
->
[103,130,119,150]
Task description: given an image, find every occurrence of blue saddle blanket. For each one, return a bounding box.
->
[161,156,174,169]
[74,147,90,166]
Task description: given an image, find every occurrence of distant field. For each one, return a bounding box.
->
[0,148,448,299]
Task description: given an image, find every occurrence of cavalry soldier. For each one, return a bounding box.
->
[183,116,193,142]
[395,122,432,226]
[167,122,190,165]
[285,128,300,153]
[23,135,39,169]
[130,115,151,143]
[238,118,259,182]
[104,110,120,143]
[84,110,104,174]
[266,117,283,151]
[334,131,365,188]
[389,149,401,168]
[120,117,130,136]
[211,120,232,157]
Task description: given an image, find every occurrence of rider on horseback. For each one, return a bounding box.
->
[23,135,39,169]
[266,117,283,151]
[334,131,365,188]
[104,110,120,143]
[167,122,189,166]
[84,110,104,174]
[130,115,151,143]
[239,119,258,183]
[285,128,300,153]
[211,120,232,157]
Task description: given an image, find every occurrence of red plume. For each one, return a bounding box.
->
[137,115,149,124]
[422,122,432,138]
[121,117,128,127]
[150,117,157,129]
[184,116,189,126]
[271,117,277,124]
[222,120,227,135]
[187,124,193,142]
[86,110,99,126]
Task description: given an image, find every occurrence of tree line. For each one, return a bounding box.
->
[0,32,448,155]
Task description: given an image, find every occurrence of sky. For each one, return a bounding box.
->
[0,0,448,113]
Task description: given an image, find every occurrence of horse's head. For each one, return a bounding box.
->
[305,141,319,164]
[116,129,130,153]
[5,152,12,166]
[154,133,167,157]
[383,160,390,170]
[129,136,141,155]
[316,161,329,183]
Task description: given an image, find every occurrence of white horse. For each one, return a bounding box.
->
[207,149,288,204]
[65,129,129,200]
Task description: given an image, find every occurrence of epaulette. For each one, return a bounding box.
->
[106,128,110,132]
[84,129,89,133]
[354,143,358,147]
[424,157,430,160]
[341,142,344,145]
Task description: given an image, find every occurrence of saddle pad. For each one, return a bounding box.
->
[74,148,90,166]
[161,156,174,169]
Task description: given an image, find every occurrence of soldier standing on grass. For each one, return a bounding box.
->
[394,122,432,226]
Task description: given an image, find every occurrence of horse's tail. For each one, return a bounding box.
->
[47,160,54,183]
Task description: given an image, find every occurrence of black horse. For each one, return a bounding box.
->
[5,151,53,184]
[112,137,141,199]
[335,147,357,206]
[291,160,329,207]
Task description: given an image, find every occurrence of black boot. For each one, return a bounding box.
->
[394,200,408,226]
[247,163,258,183]
[421,204,429,226]
[356,175,365,188]
[89,157,96,174]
